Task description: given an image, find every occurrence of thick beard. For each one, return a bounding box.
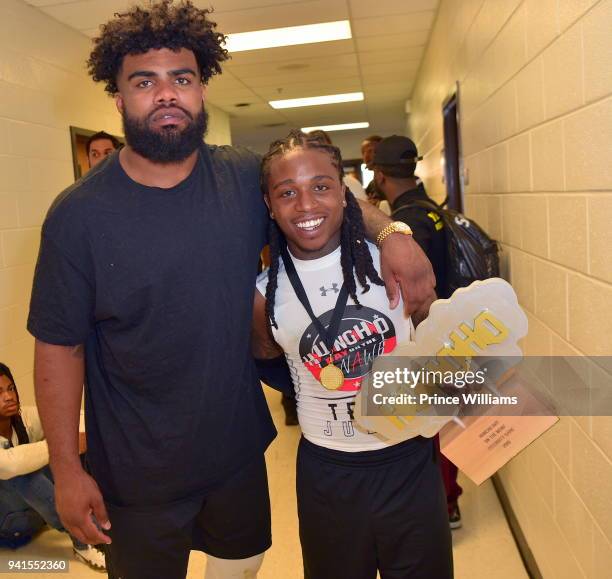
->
[122,105,208,163]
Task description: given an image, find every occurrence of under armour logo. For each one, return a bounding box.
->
[320,283,340,296]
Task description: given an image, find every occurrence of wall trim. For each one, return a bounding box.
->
[492,474,543,579]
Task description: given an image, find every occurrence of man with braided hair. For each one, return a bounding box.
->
[252,131,452,579]
[27,2,435,577]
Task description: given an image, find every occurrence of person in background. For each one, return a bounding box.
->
[86,131,121,169]
[360,135,385,204]
[373,134,463,529]
[0,363,105,570]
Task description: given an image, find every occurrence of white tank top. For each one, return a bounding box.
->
[256,242,413,451]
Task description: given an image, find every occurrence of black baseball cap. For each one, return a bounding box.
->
[373,135,422,166]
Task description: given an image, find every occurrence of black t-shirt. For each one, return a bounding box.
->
[27,145,276,507]
[391,183,449,299]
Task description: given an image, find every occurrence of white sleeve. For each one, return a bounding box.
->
[378,200,391,216]
[0,442,49,480]
[256,268,269,297]
[21,406,44,442]
[343,175,368,201]
[0,406,50,480]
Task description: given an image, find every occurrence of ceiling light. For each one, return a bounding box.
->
[224,20,352,53]
[270,92,364,109]
[302,122,370,133]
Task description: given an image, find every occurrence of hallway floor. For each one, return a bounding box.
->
[11,387,528,578]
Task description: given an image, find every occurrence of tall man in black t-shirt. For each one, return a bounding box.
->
[27,3,436,578]
[373,135,464,529]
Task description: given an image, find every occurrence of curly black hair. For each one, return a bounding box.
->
[261,130,384,331]
[87,0,229,95]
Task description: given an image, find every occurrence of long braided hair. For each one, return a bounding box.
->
[261,129,384,330]
[0,363,29,445]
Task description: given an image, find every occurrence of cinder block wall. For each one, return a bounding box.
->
[410,0,612,576]
[0,0,231,403]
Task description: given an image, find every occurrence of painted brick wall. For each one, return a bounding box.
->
[410,0,612,576]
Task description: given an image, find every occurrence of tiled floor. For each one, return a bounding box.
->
[11,387,528,578]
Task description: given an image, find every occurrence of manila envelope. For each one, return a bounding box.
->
[439,377,558,485]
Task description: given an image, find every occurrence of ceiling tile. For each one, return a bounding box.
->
[225,39,354,66]
[360,61,420,75]
[235,66,360,89]
[207,89,264,109]
[279,101,368,123]
[207,71,246,90]
[352,12,435,37]
[212,0,349,34]
[364,83,414,98]
[24,0,83,5]
[227,53,359,78]
[36,0,132,31]
[356,30,430,51]
[358,47,424,66]
[226,102,279,118]
[193,0,306,10]
[250,78,363,100]
[349,0,438,19]
[362,70,417,86]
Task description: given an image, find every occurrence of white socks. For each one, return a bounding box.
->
[204,552,265,579]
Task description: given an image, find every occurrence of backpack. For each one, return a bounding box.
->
[392,200,500,297]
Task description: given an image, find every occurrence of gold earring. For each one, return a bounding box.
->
[342,200,347,207]
[270,212,275,219]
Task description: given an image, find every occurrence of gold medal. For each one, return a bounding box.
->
[319,363,345,390]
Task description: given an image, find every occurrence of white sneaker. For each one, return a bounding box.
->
[73,544,106,571]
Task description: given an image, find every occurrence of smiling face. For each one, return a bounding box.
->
[114,48,208,162]
[0,374,19,419]
[266,148,346,260]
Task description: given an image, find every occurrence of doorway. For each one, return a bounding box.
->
[442,87,464,211]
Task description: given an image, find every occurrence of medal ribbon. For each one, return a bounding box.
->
[280,245,349,369]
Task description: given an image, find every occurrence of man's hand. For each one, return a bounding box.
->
[379,232,436,316]
[54,467,111,545]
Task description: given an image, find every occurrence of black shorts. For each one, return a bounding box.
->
[104,454,271,579]
[297,436,453,579]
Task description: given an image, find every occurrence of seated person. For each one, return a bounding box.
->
[0,363,105,570]
[252,130,452,579]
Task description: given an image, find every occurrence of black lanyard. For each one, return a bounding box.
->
[280,245,349,358]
